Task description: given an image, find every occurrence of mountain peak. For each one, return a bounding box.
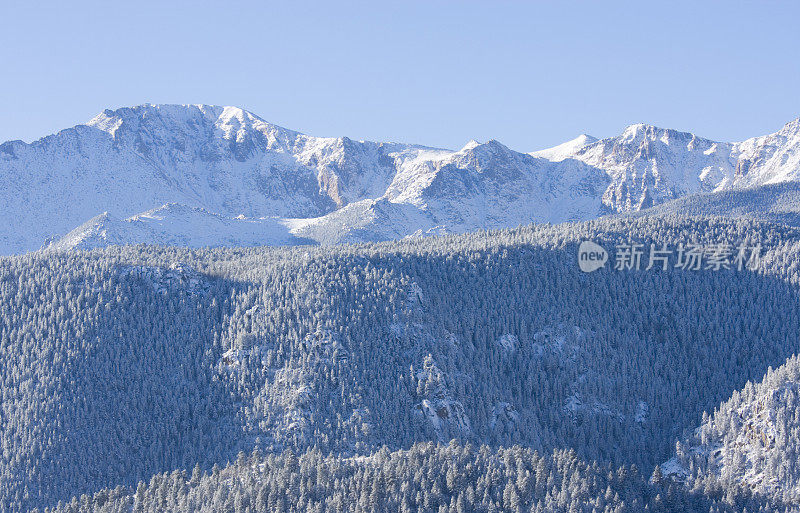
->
[84,104,300,146]
[87,104,268,129]
[620,123,686,137]
[88,103,222,122]
[574,134,598,145]
[86,104,214,135]
[531,134,598,161]
[215,105,267,126]
[621,123,656,138]
[778,116,800,135]
[618,123,708,147]
[459,139,510,153]
[460,139,482,151]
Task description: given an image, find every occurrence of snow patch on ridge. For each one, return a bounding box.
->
[531,134,598,161]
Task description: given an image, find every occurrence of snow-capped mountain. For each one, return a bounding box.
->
[0,104,608,254]
[2,104,800,254]
[0,105,437,254]
[544,118,800,214]
[560,125,737,211]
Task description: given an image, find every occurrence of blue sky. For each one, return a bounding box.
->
[1,1,799,151]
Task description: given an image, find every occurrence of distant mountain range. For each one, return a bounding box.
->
[2,104,799,254]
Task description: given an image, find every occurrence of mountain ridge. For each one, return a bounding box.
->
[2,104,800,254]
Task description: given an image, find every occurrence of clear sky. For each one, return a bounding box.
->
[1,1,799,151]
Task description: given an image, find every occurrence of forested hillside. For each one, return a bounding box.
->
[4,216,800,511]
[669,353,800,505]
[39,442,788,513]
[631,183,800,227]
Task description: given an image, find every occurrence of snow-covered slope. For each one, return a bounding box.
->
[48,200,438,250]
[3,105,800,254]
[530,134,598,161]
[48,204,310,251]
